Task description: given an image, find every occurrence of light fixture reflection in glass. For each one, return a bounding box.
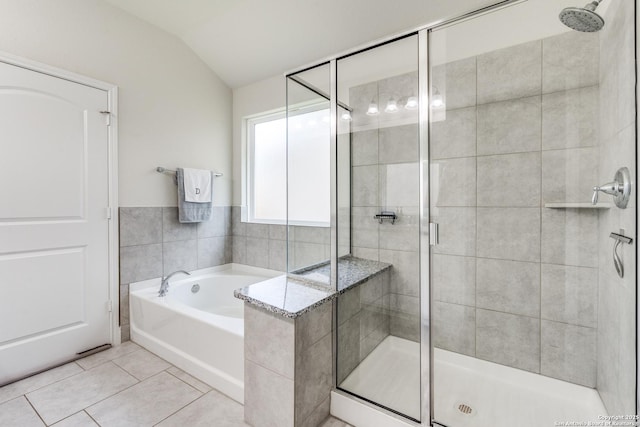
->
[405,96,418,110]
[384,97,399,113]
[366,99,379,116]
[341,111,352,121]
[431,87,444,108]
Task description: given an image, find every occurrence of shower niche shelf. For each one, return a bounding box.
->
[544,202,612,209]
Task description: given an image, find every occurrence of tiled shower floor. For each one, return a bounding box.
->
[0,342,350,427]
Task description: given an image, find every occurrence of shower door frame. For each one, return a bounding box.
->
[330,31,423,423]
[418,28,432,426]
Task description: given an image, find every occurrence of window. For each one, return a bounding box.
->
[246,104,330,226]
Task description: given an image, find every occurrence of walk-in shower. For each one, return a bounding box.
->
[286,0,636,425]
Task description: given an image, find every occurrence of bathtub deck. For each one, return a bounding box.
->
[0,341,350,427]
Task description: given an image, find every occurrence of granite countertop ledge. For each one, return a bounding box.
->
[291,255,391,292]
[233,275,334,319]
[234,256,391,319]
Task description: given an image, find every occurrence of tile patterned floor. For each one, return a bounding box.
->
[0,342,351,427]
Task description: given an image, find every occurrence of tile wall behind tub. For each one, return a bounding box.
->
[430,30,600,388]
[349,71,421,343]
[596,0,636,416]
[118,206,232,341]
[230,206,331,273]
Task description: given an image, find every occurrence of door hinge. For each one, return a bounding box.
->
[107,300,113,313]
[100,111,111,126]
[429,223,439,246]
[106,207,112,220]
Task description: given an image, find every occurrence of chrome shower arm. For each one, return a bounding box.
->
[585,0,603,11]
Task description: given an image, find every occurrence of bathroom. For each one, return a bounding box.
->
[0,0,637,426]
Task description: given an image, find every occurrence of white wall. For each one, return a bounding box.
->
[232,74,285,206]
[0,0,232,207]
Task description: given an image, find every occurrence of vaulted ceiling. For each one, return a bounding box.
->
[102,0,503,88]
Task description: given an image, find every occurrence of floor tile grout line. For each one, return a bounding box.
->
[84,409,101,426]
[151,389,210,427]
[164,367,211,394]
[23,394,47,426]
[74,362,143,419]
[50,364,202,426]
[76,342,142,371]
[1,347,143,409]
[46,410,98,427]
[0,362,86,406]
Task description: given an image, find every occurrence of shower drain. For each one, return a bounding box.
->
[457,403,473,415]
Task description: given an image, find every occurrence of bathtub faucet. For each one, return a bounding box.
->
[158,270,191,297]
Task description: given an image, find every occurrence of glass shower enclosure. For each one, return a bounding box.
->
[285,0,637,425]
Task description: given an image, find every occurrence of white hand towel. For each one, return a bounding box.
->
[183,168,212,203]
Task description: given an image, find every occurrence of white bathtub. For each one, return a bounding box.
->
[129,263,282,403]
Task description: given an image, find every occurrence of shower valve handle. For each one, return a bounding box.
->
[592,182,619,205]
[591,167,631,208]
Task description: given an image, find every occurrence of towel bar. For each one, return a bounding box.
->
[156,166,223,177]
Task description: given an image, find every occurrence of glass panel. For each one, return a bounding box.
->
[286,64,331,275]
[335,35,421,421]
[429,0,636,425]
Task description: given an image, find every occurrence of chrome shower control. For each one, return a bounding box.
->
[592,167,631,208]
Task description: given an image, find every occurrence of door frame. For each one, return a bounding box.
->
[0,51,121,344]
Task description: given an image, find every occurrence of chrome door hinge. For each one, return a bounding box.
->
[106,207,113,220]
[429,223,439,246]
[107,300,113,313]
[100,111,111,126]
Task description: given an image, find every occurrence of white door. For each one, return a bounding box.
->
[0,60,111,384]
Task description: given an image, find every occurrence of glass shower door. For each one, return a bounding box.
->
[429,0,636,426]
[334,34,422,421]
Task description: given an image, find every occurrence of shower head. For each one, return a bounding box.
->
[559,0,605,32]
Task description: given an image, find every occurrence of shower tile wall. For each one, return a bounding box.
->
[349,72,420,342]
[118,207,232,340]
[431,30,600,387]
[596,0,636,415]
[337,270,391,384]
